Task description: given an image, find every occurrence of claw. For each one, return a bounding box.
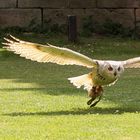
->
[90,95,102,107]
[87,97,96,105]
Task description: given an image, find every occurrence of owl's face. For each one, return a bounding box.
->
[100,61,124,78]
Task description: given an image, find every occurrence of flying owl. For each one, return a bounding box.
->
[2,35,140,107]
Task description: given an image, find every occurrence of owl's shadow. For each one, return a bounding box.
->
[3,106,140,117]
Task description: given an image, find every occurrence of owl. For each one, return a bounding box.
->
[2,35,140,107]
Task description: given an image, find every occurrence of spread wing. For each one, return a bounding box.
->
[122,57,140,68]
[2,35,97,68]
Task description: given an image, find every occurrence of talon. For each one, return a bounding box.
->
[87,97,96,105]
[90,95,102,107]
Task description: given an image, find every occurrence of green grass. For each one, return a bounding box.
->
[0,34,140,139]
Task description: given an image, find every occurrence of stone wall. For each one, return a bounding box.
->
[0,0,140,31]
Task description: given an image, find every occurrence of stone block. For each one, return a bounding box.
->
[0,0,16,8]
[0,9,41,27]
[136,9,140,30]
[69,0,96,8]
[136,9,140,22]
[43,9,85,31]
[85,9,135,29]
[97,0,140,8]
[18,0,67,8]
[43,9,73,25]
[72,9,86,29]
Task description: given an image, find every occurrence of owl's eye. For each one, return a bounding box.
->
[118,67,121,71]
[108,66,113,71]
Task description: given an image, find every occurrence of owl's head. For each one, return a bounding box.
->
[99,61,124,78]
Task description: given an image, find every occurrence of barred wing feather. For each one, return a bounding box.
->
[3,35,97,68]
[123,57,140,68]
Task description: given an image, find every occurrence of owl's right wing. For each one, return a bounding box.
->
[3,35,97,68]
[122,57,140,68]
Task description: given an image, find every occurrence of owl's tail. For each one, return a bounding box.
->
[68,73,93,91]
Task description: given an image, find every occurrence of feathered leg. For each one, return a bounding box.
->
[68,73,103,107]
[87,86,103,107]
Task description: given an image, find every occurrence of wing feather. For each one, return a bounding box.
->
[3,35,97,68]
[123,57,140,68]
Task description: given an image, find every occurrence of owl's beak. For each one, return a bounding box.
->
[114,71,117,76]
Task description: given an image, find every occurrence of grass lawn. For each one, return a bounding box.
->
[0,34,140,140]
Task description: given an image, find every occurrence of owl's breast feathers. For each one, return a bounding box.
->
[92,70,118,86]
[68,70,118,92]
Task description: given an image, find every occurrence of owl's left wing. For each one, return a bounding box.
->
[2,35,97,68]
[122,57,140,68]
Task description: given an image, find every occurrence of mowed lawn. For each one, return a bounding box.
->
[0,34,140,140]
